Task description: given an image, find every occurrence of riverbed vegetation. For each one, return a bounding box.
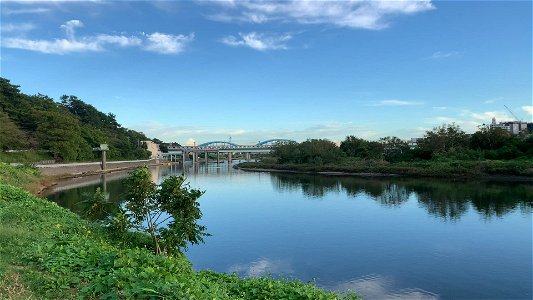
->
[0,77,151,162]
[239,124,533,178]
[0,166,357,299]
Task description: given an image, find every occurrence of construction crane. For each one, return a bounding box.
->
[504,105,521,122]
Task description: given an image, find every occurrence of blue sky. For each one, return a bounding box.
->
[1,0,531,145]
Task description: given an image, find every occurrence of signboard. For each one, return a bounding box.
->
[100,144,109,151]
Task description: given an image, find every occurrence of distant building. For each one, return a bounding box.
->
[167,145,181,151]
[490,117,530,135]
[143,140,161,158]
[408,138,421,149]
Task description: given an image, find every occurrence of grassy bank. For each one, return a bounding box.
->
[0,163,43,192]
[0,151,54,164]
[237,158,533,178]
[0,183,357,299]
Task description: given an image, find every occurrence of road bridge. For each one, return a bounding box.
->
[160,139,294,163]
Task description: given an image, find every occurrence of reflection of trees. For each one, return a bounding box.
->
[47,178,127,217]
[270,174,340,198]
[270,172,533,220]
[377,183,409,207]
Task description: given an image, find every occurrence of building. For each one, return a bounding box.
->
[408,138,421,149]
[490,118,530,135]
[143,140,161,158]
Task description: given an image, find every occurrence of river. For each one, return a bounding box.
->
[44,162,532,299]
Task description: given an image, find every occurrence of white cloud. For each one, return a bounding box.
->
[369,100,423,106]
[221,32,292,51]
[331,274,438,300]
[427,51,460,59]
[522,106,533,115]
[1,7,50,15]
[143,32,195,54]
[2,38,102,54]
[2,19,193,55]
[483,97,503,104]
[95,34,142,47]
[206,0,435,30]
[431,106,447,110]
[131,121,377,144]
[1,23,36,33]
[228,258,293,277]
[423,109,518,133]
[468,111,513,122]
[60,19,83,40]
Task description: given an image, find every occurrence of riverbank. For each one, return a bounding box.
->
[0,165,357,299]
[0,160,174,195]
[236,159,533,180]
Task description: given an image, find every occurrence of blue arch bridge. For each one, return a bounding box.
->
[160,139,294,163]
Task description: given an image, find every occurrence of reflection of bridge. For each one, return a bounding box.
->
[161,139,294,163]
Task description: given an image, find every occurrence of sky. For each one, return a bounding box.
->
[1,0,532,145]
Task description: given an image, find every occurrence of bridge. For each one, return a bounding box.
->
[160,139,294,163]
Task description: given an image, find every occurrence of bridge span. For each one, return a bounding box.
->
[160,139,294,163]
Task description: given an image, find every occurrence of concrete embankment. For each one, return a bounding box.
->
[36,159,167,177]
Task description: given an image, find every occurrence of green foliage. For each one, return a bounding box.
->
[239,158,533,178]
[0,184,357,299]
[124,167,209,255]
[470,125,511,150]
[272,123,532,168]
[417,123,468,155]
[0,110,28,151]
[275,139,343,164]
[340,136,383,159]
[379,136,411,162]
[0,163,40,189]
[0,77,151,161]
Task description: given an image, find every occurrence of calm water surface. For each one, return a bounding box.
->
[45,163,533,299]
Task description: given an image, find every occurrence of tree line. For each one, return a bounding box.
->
[0,77,151,161]
[274,123,533,164]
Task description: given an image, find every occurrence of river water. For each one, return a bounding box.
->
[44,162,532,299]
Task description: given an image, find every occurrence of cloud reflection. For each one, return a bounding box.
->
[228,257,294,277]
[333,274,439,300]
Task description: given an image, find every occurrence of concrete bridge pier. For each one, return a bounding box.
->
[204,152,208,163]
[216,151,220,164]
[228,152,232,163]
[245,152,251,161]
[182,151,187,165]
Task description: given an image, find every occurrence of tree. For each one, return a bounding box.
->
[124,167,209,255]
[417,123,468,155]
[379,136,410,162]
[470,125,510,150]
[34,110,85,160]
[340,136,383,159]
[0,110,29,150]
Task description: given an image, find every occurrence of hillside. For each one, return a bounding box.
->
[0,78,150,162]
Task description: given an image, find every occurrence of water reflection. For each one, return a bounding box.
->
[270,173,533,220]
[332,274,439,300]
[45,164,532,299]
[228,257,294,277]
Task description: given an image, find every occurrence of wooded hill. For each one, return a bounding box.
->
[0,77,151,161]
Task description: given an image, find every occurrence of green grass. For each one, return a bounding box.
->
[0,184,358,299]
[0,151,54,164]
[238,158,533,178]
[0,163,41,190]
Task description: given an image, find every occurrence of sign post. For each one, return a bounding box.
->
[93,144,109,171]
[100,144,108,171]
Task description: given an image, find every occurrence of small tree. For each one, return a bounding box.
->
[124,167,209,255]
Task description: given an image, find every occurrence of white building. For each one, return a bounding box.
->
[490,118,529,135]
[143,140,161,158]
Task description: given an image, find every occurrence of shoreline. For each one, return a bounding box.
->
[235,165,533,182]
[34,161,176,195]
